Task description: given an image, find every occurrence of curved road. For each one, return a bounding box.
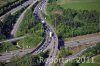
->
[38,1,100,66]
[34,0,59,66]
[11,0,39,37]
[33,0,58,57]
[0,0,57,62]
[0,0,39,44]
[0,0,100,66]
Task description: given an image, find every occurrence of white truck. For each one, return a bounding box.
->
[49,31,52,38]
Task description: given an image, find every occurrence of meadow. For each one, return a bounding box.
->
[94,55,100,63]
[79,63,100,66]
[57,0,100,12]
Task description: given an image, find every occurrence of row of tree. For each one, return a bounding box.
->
[0,0,28,16]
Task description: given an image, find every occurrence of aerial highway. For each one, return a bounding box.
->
[34,2,100,66]
[0,0,56,62]
[0,35,99,62]
[32,0,58,57]
[0,0,58,63]
[0,0,100,66]
[34,0,59,66]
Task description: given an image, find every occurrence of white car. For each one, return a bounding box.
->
[39,8,42,10]
[39,8,41,9]
[42,20,45,23]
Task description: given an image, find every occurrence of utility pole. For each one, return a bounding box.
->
[99,15,100,30]
[54,17,57,30]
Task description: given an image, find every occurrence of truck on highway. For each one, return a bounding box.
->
[49,31,52,38]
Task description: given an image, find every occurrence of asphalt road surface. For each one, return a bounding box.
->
[34,0,59,66]
[65,36,100,47]
[0,0,34,20]
[0,36,26,44]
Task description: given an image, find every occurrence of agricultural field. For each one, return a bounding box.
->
[94,55,100,63]
[57,0,100,12]
[64,63,100,66]
[79,63,100,66]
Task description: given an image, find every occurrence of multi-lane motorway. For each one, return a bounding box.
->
[0,0,58,63]
[0,0,100,66]
[33,0,59,66]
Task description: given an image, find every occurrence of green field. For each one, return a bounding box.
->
[57,0,100,11]
[79,63,100,66]
[94,55,100,63]
[64,63,100,66]
[64,60,100,66]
